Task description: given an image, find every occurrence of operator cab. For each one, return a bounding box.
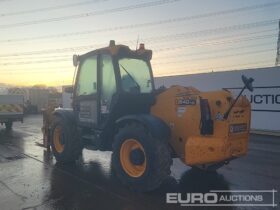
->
[72,41,155,132]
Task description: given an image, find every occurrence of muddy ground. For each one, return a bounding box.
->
[0,115,279,210]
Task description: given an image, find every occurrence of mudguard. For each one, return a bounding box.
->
[116,114,170,141]
[53,108,76,124]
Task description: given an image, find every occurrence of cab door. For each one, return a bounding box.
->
[99,54,117,126]
[74,55,99,127]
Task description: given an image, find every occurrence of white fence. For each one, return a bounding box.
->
[155,66,280,132]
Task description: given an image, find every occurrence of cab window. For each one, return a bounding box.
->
[76,56,97,96]
[119,58,152,93]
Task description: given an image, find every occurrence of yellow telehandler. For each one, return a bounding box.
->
[43,41,253,192]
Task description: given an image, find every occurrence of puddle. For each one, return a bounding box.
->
[5,155,25,161]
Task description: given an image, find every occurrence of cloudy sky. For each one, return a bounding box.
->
[0,0,279,86]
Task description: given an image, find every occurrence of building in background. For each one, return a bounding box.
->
[0,86,63,114]
[28,88,49,112]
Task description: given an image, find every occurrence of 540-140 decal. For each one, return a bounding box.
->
[175,97,196,106]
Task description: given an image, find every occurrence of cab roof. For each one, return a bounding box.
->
[79,41,153,61]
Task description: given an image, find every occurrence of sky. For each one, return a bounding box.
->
[0,0,279,86]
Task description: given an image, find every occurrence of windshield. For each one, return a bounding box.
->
[119,58,153,93]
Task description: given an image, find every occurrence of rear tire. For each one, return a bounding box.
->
[50,116,82,164]
[5,122,12,131]
[112,123,171,192]
[192,166,217,173]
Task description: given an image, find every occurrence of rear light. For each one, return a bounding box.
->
[200,99,214,135]
[139,43,145,50]
[109,40,115,47]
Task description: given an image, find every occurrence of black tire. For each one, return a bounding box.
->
[192,160,226,172]
[112,123,172,192]
[50,116,82,164]
[5,122,12,131]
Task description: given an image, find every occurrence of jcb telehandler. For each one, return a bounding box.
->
[44,41,254,192]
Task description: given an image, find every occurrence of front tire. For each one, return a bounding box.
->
[50,116,82,163]
[112,123,171,192]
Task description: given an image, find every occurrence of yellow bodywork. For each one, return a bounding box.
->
[151,85,251,166]
[120,139,147,177]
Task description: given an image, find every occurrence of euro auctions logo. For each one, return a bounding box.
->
[167,192,218,205]
[166,190,278,207]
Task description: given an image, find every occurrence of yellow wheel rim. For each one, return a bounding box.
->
[53,126,64,153]
[120,139,146,177]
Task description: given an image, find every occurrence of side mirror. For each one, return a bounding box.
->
[73,54,79,67]
[64,86,73,93]
[223,75,254,119]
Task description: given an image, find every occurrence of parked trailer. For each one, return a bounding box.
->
[0,95,24,130]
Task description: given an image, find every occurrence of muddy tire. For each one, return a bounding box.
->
[112,123,171,192]
[192,166,217,173]
[50,116,82,164]
[5,122,12,131]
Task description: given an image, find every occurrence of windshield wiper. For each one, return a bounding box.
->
[119,64,141,90]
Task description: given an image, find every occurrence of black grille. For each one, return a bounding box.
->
[200,99,214,135]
